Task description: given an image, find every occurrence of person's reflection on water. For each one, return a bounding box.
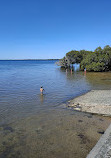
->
[71,68,72,75]
[66,68,68,76]
[71,66,74,75]
[40,94,44,104]
[84,68,87,76]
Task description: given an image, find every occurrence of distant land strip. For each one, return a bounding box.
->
[0,59,59,61]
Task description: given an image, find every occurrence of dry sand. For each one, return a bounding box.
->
[68,90,111,116]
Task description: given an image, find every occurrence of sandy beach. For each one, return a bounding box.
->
[68,90,111,116]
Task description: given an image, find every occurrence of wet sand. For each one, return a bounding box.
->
[0,108,111,158]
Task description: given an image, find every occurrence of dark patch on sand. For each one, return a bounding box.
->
[2,141,6,146]
[87,115,93,118]
[78,134,89,144]
[99,119,104,121]
[3,126,14,133]
[78,120,83,122]
[97,130,105,135]
[0,124,14,133]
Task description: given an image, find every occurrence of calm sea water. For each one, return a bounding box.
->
[0,60,111,158]
[0,60,111,124]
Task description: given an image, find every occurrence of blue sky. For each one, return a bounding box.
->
[0,0,111,59]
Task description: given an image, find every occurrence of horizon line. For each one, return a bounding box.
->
[0,59,59,60]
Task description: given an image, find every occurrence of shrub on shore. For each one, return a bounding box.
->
[57,45,111,72]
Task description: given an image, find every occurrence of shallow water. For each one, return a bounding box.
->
[0,60,89,124]
[0,60,111,158]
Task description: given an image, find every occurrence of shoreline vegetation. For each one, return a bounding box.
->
[56,45,111,72]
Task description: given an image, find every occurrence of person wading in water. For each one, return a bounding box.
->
[40,86,44,95]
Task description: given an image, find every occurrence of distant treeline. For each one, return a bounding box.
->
[0,59,59,61]
[56,45,111,72]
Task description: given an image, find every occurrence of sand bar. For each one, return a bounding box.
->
[68,90,111,116]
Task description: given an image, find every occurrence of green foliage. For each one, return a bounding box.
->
[81,45,111,71]
[57,45,111,72]
[56,57,70,68]
[66,50,82,64]
[81,61,105,72]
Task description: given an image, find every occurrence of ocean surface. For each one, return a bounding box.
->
[0,60,111,158]
[0,60,87,123]
[0,60,111,123]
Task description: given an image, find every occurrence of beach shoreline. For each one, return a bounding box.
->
[67,90,111,157]
[67,90,111,116]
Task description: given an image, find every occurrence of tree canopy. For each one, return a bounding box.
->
[57,45,111,72]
